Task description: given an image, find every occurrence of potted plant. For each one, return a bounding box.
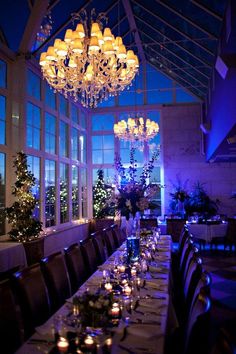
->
[2,152,43,265]
[169,176,189,218]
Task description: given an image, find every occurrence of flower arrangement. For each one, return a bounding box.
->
[113,147,161,220]
[73,291,113,328]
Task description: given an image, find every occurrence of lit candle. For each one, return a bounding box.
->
[104,282,113,292]
[102,270,107,279]
[119,265,126,273]
[131,267,137,277]
[136,277,141,287]
[57,337,69,352]
[105,337,112,347]
[84,335,94,349]
[124,285,132,296]
[121,279,128,286]
[111,303,120,316]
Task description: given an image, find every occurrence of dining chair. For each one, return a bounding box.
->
[103,227,117,256]
[167,218,186,242]
[224,218,236,252]
[179,238,194,276]
[0,279,23,353]
[41,252,71,312]
[111,224,123,247]
[64,243,88,294]
[13,264,51,338]
[91,231,107,265]
[80,238,99,276]
[140,218,158,229]
[210,319,236,354]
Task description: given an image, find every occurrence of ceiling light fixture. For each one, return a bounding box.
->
[39,9,139,108]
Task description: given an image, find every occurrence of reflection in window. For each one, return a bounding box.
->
[27,70,40,100]
[27,155,40,219]
[81,168,87,218]
[0,95,6,145]
[0,153,5,235]
[45,83,56,110]
[26,102,41,150]
[59,121,68,157]
[72,165,79,219]
[71,128,79,161]
[92,168,114,185]
[45,159,56,227]
[80,111,86,130]
[0,60,6,88]
[71,103,78,124]
[59,94,67,116]
[92,114,114,131]
[92,135,114,164]
[80,133,86,163]
[45,112,56,154]
[60,163,69,223]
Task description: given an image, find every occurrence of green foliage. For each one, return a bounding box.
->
[184,181,219,218]
[93,169,114,218]
[2,151,42,242]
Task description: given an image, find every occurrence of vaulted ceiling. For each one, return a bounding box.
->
[0,0,229,100]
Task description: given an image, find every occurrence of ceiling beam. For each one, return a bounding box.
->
[147,57,203,99]
[138,23,210,81]
[33,0,93,55]
[111,15,127,33]
[132,0,214,57]
[48,0,61,12]
[190,0,223,21]
[155,0,218,40]
[121,0,146,63]
[145,41,207,89]
[19,0,49,54]
[135,14,211,71]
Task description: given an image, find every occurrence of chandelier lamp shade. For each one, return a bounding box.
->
[114,117,159,143]
[39,10,139,108]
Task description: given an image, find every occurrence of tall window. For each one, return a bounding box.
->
[80,111,86,130]
[0,153,5,235]
[71,128,79,161]
[60,163,69,223]
[0,95,6,145]
[27,155,40,219]
[59,121,68,157]
[45,83,56,110]
[26,103,41,150]
[80,133,86,163]
[81,168,87,218]
[92,135,114,164]
[72,165,79,219]
[45,112,56,154]
[92,113,114,131]
[0,59,6,88]
[59,94,67,116]
[27,70,40,100]
[71,103,78,124]
[45,159,56,227]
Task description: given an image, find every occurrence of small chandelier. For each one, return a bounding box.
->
[39,9,139,108]
[114,116,159,143]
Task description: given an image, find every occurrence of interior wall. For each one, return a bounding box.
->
[162,104,236,217]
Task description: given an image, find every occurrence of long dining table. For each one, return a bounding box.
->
[16,233,175,354]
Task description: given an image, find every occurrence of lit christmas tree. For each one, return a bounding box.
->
[3,151,42,242]
[93,169,113,218]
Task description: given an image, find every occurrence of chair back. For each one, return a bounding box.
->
[184,256,203,301]
[13,264,51,338]
[180,238,194,275]
[111,224,123,247]
[91,231,107,265]
[140,218,158,229]
[167,218,186,242]
[0,279,23,353]
[226,218,236,244]
[80,238,98,275]
[103,227,116,256]
[187,270,211,315]
[183,246,199,282]
[41,252,71,312]
[179,226,191,253]
[211,321,236,354]
[64,243,88,294]
[185,293,211,354]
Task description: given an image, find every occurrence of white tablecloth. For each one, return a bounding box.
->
[187,223,228,243]
[0,242,27,272]
[16,235,174,354]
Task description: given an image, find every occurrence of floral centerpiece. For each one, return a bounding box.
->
[113,147,161,220]
[73,291,113,328]
[169,176,189,216]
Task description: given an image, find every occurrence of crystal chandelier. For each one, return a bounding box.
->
[39,9,139,108]
[114,116,159,143]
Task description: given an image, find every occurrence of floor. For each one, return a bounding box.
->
[199,244,236,351]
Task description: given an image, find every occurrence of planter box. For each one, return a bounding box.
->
[23,237,45,266]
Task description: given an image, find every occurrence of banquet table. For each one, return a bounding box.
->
[187,222,228,243]
[16,234,174,354]
[0,242,27,272]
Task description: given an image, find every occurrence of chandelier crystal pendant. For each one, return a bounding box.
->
[39,9,139,108]
[114,116,159,143]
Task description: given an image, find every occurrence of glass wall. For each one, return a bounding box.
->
[72,165,79,219]
[27,155,40,219]
[45,112,56,154]
[0,60,6,88]
[45,159,56,227]
[60,163,69,223]
[26,103,41,150]
[0,95,6,145]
